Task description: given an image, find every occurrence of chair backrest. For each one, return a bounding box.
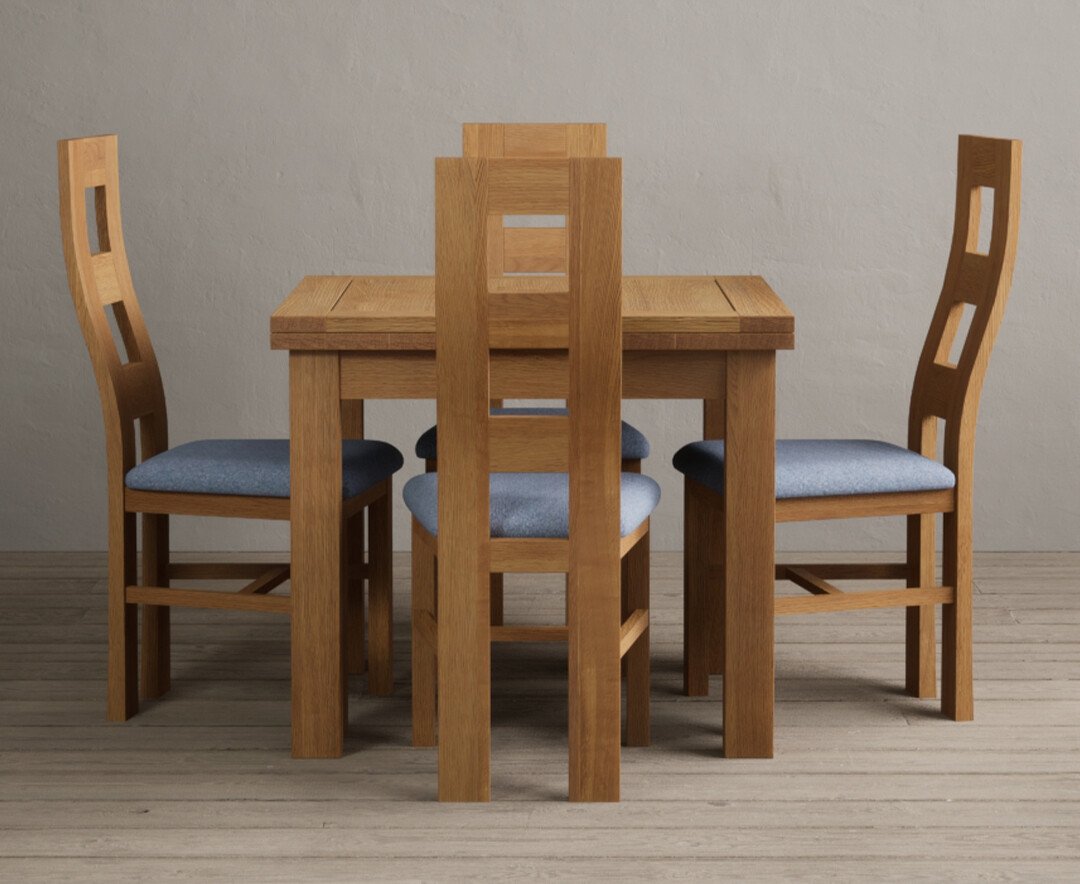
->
[59,135,168,485]
[908,135,1022,483]
[463,124,606,276]
[434,153,622,567]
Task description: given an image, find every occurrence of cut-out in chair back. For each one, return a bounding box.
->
[434,154,622,592]
[59,135,168,480]
[908,135,1021,479]
[463,124,606,276]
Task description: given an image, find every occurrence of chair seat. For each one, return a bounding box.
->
[402,472,661,538]
[414,408,650,461]
[125,439,404,499]
[673,439,956,499]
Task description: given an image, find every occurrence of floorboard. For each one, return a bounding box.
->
[1,551,1078,881]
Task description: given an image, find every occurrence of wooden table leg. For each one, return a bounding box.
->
[290,350,346,758]
[569,539,622,801]
[722,350,775,759]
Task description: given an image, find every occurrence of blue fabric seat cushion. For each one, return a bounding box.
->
[414,408,649,461]
[125,439,404,499]
[672,439,956,499]
[402,472,661,539]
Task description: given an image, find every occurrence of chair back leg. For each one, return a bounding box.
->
[624,531,650,747]
[366,480,395,695]
[140,512,171,698]
[411,519,438,747]
[345,512,367,676]
[941,505,974,719]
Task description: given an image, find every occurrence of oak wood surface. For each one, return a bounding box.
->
[271,275,791,343]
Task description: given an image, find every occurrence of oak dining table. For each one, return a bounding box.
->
[270,273,794,781]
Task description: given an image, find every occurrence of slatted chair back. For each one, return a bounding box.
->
[463,124,606,277]
[59,135,169,486]
[434,152,622,609]
[908,135,1022,480]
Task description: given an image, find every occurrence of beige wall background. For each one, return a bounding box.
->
[2,0,1076,552]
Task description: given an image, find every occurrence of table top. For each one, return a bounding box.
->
[271,275,793,352]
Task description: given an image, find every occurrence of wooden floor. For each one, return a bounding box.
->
[1,551,1078,882]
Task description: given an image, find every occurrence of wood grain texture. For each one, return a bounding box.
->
[126,585,292,614]
[3,550,1078,880]
[464,123,603,276]
[722,349,776,758]
[410,519,437,748]
[683,478,713,696]
[567,158,624,801]
[271,276,793,343]
[289,351,346,758]
[339,349,732,400]
[906,510,937,698]
[345,512,366,676]
[140,513,170,699]
[774,585,954,615]
[489,414,570,471]
[774,489,955,523]
[623,530,650,748]
[366,479,394,696]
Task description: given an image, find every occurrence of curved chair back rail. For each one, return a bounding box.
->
[909,135,1022,485]
[59,135,169,483]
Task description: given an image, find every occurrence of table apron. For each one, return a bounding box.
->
[338,350,728,400]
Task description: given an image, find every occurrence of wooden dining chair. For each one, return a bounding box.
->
[675,135,1021,721]
[413,124,650,628]
[58,135,403,723]
[404,155,657,801]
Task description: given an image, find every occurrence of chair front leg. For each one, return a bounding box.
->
[367,479,394,696]
[905,511,937,698]
[411,518,437,747]
[624,529,650,747]
[683,478,711,696]
[140,512,171,699]
[345,510,366,676]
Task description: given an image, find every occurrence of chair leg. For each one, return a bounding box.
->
[367,479,394,696]
[411,519,437,747]
[490,574,504,626]
[140,513,171,699]
[905,512,937,698]
[941,505,974,720]
[707,492,726,678]
[345,510,367,676]
[683,478,711,696]
[624,531,650,747]
[620,554,630,679]
[621,458,643,676]
[107,500,138,721]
